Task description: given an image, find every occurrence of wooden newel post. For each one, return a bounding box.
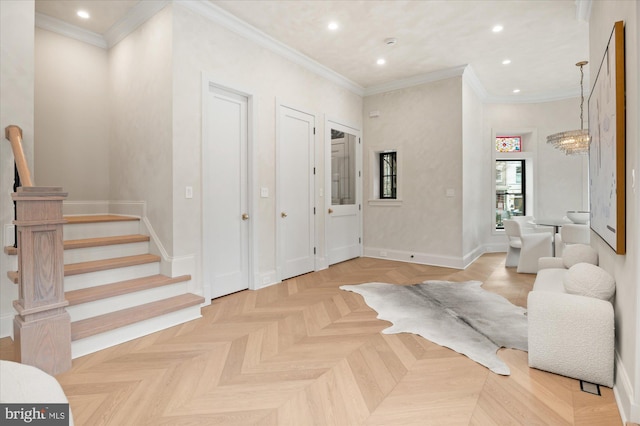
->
[12,186,71,375]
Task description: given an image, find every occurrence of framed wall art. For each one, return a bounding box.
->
[588,20,626,254]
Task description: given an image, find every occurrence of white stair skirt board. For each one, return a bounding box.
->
[64,241,150,264]
[71,306,202,359]
[64,263,160,291]
[63,220,140,240]
[67,282,189,322]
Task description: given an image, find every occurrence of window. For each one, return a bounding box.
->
[379,152,397,199]
[495,136,522,152]
[495,160,525,229]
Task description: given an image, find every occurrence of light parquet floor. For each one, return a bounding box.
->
[0,254,622,425]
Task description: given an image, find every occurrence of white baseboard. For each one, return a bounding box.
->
[63,200,110,215]
[62,200,146,217]
[316,256,328,271]
[256,270,278,290]
[108,200,146,217]
[3,224,15,247]
[613,351,640,424]
[363,246,465,269]
[0,313,14,339]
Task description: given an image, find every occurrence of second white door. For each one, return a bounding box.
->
[278,105,315,280]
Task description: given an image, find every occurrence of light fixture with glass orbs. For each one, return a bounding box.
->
[328,21,338,31]
[77,10,90,19]
[546,61,590,155]
[492,24,504,33]
[376,58,386,65]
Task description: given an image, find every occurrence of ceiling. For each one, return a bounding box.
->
[34,0,591,102]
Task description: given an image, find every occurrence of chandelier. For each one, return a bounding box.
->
[547,61,590,155]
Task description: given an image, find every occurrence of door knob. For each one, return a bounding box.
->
[328,208,334,214]
[242,213,249,220]
[281,212,288,218]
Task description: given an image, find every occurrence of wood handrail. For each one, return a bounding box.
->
[5,125,33,187]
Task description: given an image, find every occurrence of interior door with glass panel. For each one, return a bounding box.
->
[326,122,362,265]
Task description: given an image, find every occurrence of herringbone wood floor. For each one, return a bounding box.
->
[1,254,622,425]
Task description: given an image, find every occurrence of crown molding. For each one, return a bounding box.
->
[485,87,583,104]
[363,65,469,97]
[35,1,169,50]
[177,0,364,96]
[104,0,170,48]
[35,12,107,49]
[575,0,592,22]
[462,65,489,101]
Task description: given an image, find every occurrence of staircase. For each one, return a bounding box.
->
[6,214,204,358]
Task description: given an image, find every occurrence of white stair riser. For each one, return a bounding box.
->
[64,242,150,264]
[71,306,202,358]
[64,263,160,291]
[67,282,188,321]
[64,221,140,240]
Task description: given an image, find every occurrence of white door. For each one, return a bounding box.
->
[203,85,250,299]
[278,105,315,280]
[326,121,362,265]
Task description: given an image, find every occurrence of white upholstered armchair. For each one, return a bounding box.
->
[503,219,553,274]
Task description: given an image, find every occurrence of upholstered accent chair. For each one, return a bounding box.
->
[503,219,553,274]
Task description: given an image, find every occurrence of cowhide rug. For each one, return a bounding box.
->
[340,280,528,375]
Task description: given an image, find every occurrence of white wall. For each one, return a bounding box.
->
[363,77,463,267]
[0,0,34,337]
[109,5,174,252]
[171,3,363,288]
[589,2,639,423]
[35,28,110,200]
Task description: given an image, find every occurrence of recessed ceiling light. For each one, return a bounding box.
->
[77,10,90,19]
[328,21,338,31]
[513,89,521,93]
[376,58,386,65]
[502,59,511,65]
[492,25,503,33]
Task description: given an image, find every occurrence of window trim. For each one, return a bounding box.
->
[379,151,397,199]
[491,128,538,236]
[368,147,403,206]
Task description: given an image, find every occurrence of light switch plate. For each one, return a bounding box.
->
[260,187,269,198]
[185,186,193,199]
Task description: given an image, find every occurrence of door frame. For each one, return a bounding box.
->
[201,74,258,301]
[324,117,363,264]
[275,100,317,281]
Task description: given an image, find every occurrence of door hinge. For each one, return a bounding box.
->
[359,204,361,211]
[359,170,361,177]
[313,167,316,175]
[313,207,316,214]
[313,127,316,135]
[359,137,361,144]
[359,237,361,244]
[314,247,316,254]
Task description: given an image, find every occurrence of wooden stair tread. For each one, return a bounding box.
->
[8,254,161,284]
[64,234,150,250]
[65,254,160,276]
[66,274,191,306]
[64,215,139,224]
[4,234,150,255]
[71,293,204,341]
